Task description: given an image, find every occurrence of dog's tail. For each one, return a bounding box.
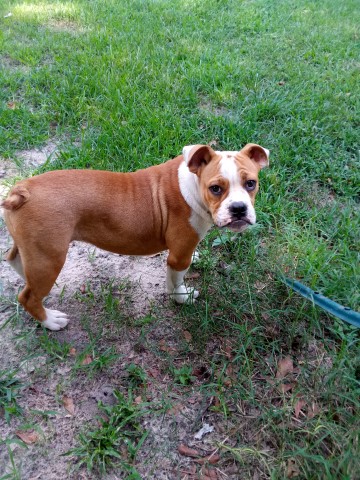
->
[1,185,30,210]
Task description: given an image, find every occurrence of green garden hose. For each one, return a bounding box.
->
[283,277,360,328]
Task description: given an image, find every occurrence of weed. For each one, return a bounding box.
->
[172,365,196,386]
[87,247,97,264]
[0,296,23,331]
[0,438,26,480]
[74,279,131,324]
[133,315,155,327]
[192,245,219,271]
[73,345,119,377]
[220,443,273,476]
[126,363,147,389]
[37,331,72,361]
[0,370,23,424]
[64,390,148,475]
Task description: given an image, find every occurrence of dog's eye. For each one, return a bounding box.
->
[209,185,222,195]
[245,180,257,191]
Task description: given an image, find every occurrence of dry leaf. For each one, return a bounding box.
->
[147,367,161,378]
[280,382,295,393]
[180,465,197,476]
[265,376,276,386]
[134,396,142,405]
[81,354,93,365]
[16,430,38,445]
[286,458,300,478]
[308,402,320,419]
[178,443,199,457]
[79,284,86,294]
[169,404,184,416]
[226,364,237,381]
[159,339,176,354]
[201,467,218,479]
[183,330,192,342]
[223,369,237,386]
[7,101,17,110]
[188,396,199,405]
[194,453,220,465]
[294,399,307,418]
[276,356,294,379]
[63,395,75,415]
[213,395,221,408]
[69,347,77,356]
[222,339,234,359]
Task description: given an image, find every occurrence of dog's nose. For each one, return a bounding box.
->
[229,201,247,218]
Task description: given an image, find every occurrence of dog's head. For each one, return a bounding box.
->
[182,143,269,232]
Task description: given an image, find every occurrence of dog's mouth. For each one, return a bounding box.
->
[219,218,253,231]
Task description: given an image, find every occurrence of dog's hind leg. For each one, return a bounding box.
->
[16,245,69,331]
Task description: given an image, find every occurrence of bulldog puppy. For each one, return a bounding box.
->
[2,143,269,330]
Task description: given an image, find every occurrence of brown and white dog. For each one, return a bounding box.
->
[2,143,269,330]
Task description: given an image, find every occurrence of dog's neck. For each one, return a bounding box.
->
[178,162,213,239]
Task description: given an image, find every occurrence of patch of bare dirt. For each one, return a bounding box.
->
[0,158,20,192]
[198,95,236,120]
[47,20,88,35]
[16,140,59,170]
[0,54,32,74]
[0,140,59,197]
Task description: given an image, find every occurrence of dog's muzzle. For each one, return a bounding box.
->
[221,218,253,231]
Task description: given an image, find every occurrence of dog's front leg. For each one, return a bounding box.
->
[166,251,199,304]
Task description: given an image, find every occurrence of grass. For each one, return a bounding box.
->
[172,364,196,386]
[0,0,359,478]
[64,390,149,477]
[126,364,147,390]
[0,370,23,424]
[73,345,119,377]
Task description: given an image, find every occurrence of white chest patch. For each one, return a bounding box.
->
[178,162,213,239]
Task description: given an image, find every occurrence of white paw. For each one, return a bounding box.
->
[171,285,199,304]
[191,250,200,264]
[41,309,69,331]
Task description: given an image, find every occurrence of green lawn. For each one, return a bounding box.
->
[0,0,359,479]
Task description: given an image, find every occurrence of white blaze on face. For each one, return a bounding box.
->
[215,152,256,227]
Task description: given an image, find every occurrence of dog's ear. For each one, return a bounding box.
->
[182,145,215,174]
[240,144,270,169]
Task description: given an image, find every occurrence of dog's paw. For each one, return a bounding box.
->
[171,285,199,304]
[42,309,69,330]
